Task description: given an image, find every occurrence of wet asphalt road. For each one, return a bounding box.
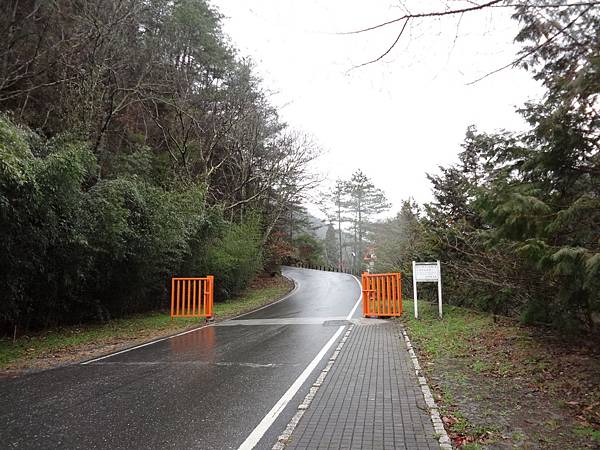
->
[0,267,361,449]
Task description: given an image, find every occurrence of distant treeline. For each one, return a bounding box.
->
[372,6,599,332]
[0,0,318,333]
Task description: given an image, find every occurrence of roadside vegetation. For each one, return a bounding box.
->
[318,171,391,273]
[1,5,598,439]
[402,300,600,449]
[369,5,600,445]
[372,5,599,334]
[0,275,292,374]
[0,0,321,337]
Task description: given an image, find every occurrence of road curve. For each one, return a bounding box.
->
[0,267,361,449]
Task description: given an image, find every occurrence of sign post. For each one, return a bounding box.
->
[412,261,418,319]
[412,261,442,319]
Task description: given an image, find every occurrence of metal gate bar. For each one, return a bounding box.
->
[362,272,402,317]
[171,276,214,319]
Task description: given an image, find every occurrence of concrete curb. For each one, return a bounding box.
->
[401,328,453,449]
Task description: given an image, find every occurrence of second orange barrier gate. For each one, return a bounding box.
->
[171,276,214,319]
[362,272,402,317]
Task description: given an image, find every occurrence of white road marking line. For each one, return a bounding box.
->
[81,275,299,365]
[83,271,359,365]
[271,279,361,450]
[80,325,212,365]
[216,316,347,326]
[227,274,299,320]
[239,273,362,449]
[237,324,346,450]
[346,275,363,320]
[88,361,287,368]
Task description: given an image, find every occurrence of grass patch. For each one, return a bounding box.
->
[401,299,600,450]
[401,300,492,359]
[401,300,500,447]
[461,444,483,450]
[0,314,198,368]
[573,426,600,441]
[212,280,291,318]
[0,275,292,371]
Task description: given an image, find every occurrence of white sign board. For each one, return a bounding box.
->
[412,261,443,319]
[414,263,440,282]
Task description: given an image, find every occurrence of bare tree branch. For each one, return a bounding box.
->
[348,18,409,71]
[340,0,503,35]
[466,4,593,84]
[342,0,599,83]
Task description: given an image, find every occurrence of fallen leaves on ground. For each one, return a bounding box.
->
[406,311,600,449]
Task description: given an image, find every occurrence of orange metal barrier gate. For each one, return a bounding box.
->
[362,272,402,317]
[171,276,214,319]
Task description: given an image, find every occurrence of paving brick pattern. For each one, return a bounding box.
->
[286,323,440,450]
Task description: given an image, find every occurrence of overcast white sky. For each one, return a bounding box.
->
[211,0,543,216]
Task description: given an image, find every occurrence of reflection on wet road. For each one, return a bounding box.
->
[0,267,361,450]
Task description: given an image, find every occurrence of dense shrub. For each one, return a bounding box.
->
[0,117,263,332]
[204,215,263,300]
[1,118,95,329]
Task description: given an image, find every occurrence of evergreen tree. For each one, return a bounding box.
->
[318,179,350,270]
[343,170,390,273]
[324,223,339,268]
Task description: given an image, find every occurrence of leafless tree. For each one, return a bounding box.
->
[343,1,600,83]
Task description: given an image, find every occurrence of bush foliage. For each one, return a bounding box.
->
[0,117,262,331]
[373,6,600,332]
[0,0,319,334]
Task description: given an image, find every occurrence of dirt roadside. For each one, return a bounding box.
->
[403,303,600,449]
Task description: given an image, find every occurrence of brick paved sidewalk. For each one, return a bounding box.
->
[284,322,440,450]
